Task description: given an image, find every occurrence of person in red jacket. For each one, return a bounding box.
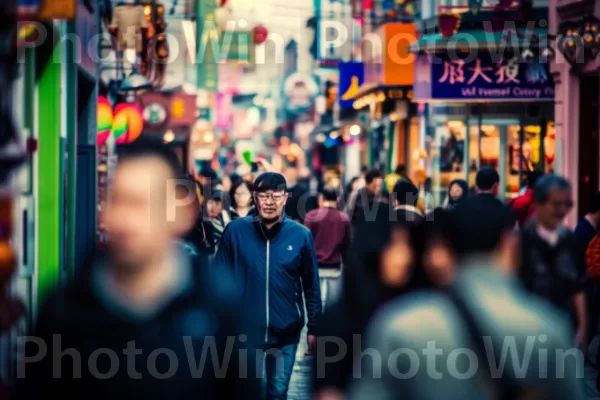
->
[511,170,543,227]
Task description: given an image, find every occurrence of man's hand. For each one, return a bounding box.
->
[314,388,345,400]
[307,334,317,355]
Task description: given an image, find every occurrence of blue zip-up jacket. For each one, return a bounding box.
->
[214,215,322,344]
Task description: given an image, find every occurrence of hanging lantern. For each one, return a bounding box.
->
[558,23,583,65]
[438,13,460,39]
[253,25,268,45]
[113,103,144,144]
[97,96,113,146]
[581,17,600,59]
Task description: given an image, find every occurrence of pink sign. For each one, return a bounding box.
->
[216,93,233,130]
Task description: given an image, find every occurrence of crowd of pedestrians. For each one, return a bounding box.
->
[8,136,600,400]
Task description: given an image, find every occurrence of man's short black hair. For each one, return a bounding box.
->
[254,172,287,193]
[117,136,181,178]
[393,178,419,206]
[365,169,383,184]
[475,166,500,191]
[395,165,406,175]
[449,195,516,258]
[533,175,571,204]
[321,187,338,202]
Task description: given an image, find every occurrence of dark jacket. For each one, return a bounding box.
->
[215,215,322,345]
[19,249,260,400]
[285,185,318,224]
[394,205,425,227]
[520,221,588,318]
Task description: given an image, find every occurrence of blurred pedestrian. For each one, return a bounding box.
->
[229,179,256,220]
[349,194,583,400]
[520,175,588,347]
[444,178,469,209]
[347,169,386,227]
[19,139,259,399]
[575,192,600,250]
[511,170,544,227]
[304,187,352,312]
[215,172,321,400]
[283,166,318,224]
[207,190,227,251]
[183,177,216,263]
[475,166,500,197]
[312,212,418,398]
[392,177,424,226]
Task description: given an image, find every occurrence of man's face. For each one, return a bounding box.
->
[104,158,173,268]
[367,178,383,196]
[536,189,572,230]
[103,158,194,268]
[255,190,288,222]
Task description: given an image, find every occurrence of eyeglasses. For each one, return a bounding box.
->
[255,193,286,202]
[551,200,573,209]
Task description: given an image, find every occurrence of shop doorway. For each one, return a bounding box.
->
[578,75,599,219]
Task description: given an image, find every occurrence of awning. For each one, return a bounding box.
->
[353,84,413,110]
[409,28,548,53]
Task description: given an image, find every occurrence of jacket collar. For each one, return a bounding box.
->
[252,213,286,241]
[394,204,423,216]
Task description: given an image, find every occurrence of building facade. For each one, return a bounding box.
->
[549,0,600,226]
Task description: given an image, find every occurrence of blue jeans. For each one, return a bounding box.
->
[263,342,298,400]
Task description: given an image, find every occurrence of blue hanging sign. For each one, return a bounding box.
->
[431,54,554,100]
[338,61,364,109]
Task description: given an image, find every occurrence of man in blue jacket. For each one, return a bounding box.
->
[215,172,322,400]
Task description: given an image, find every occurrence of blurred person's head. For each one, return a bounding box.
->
[395,164,406,176]
[104,139,197,270]
[360,165,368,177]
[447,179,469,208]
[229,173,242,188]
[319,187,339,207]
[449,196,519,274]
[527,170,544,189]
[254,172,288,225]
[534,175,572,230]
[393,178,419,207]
[207,191,225,219]
[419,209,456,287]
[587,192,600,222]
[365,169,383,196]
[199,168,217,188]
[475,166,500,195]
[230,179,253,210]
[348,177,361,193]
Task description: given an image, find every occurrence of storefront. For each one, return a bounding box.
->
[353,22,419,177]
[414,53,555,205]
[550,0,600,226]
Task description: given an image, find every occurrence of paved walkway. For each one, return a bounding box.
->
[288,326,312,400]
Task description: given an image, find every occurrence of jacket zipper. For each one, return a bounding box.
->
[265,240,270,343]
[295,298,301,319]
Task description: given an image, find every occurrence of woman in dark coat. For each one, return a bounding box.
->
[183,176,216,262]
[312,207,429,398]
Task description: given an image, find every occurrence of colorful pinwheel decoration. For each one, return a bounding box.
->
[97,96,113,146]
[112,103,144,145]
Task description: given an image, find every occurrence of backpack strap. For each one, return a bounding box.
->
[447,289,520,400]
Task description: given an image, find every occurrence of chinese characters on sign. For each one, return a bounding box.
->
[432,54,554,100]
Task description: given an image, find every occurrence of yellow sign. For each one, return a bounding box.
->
[172,99,185,118]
